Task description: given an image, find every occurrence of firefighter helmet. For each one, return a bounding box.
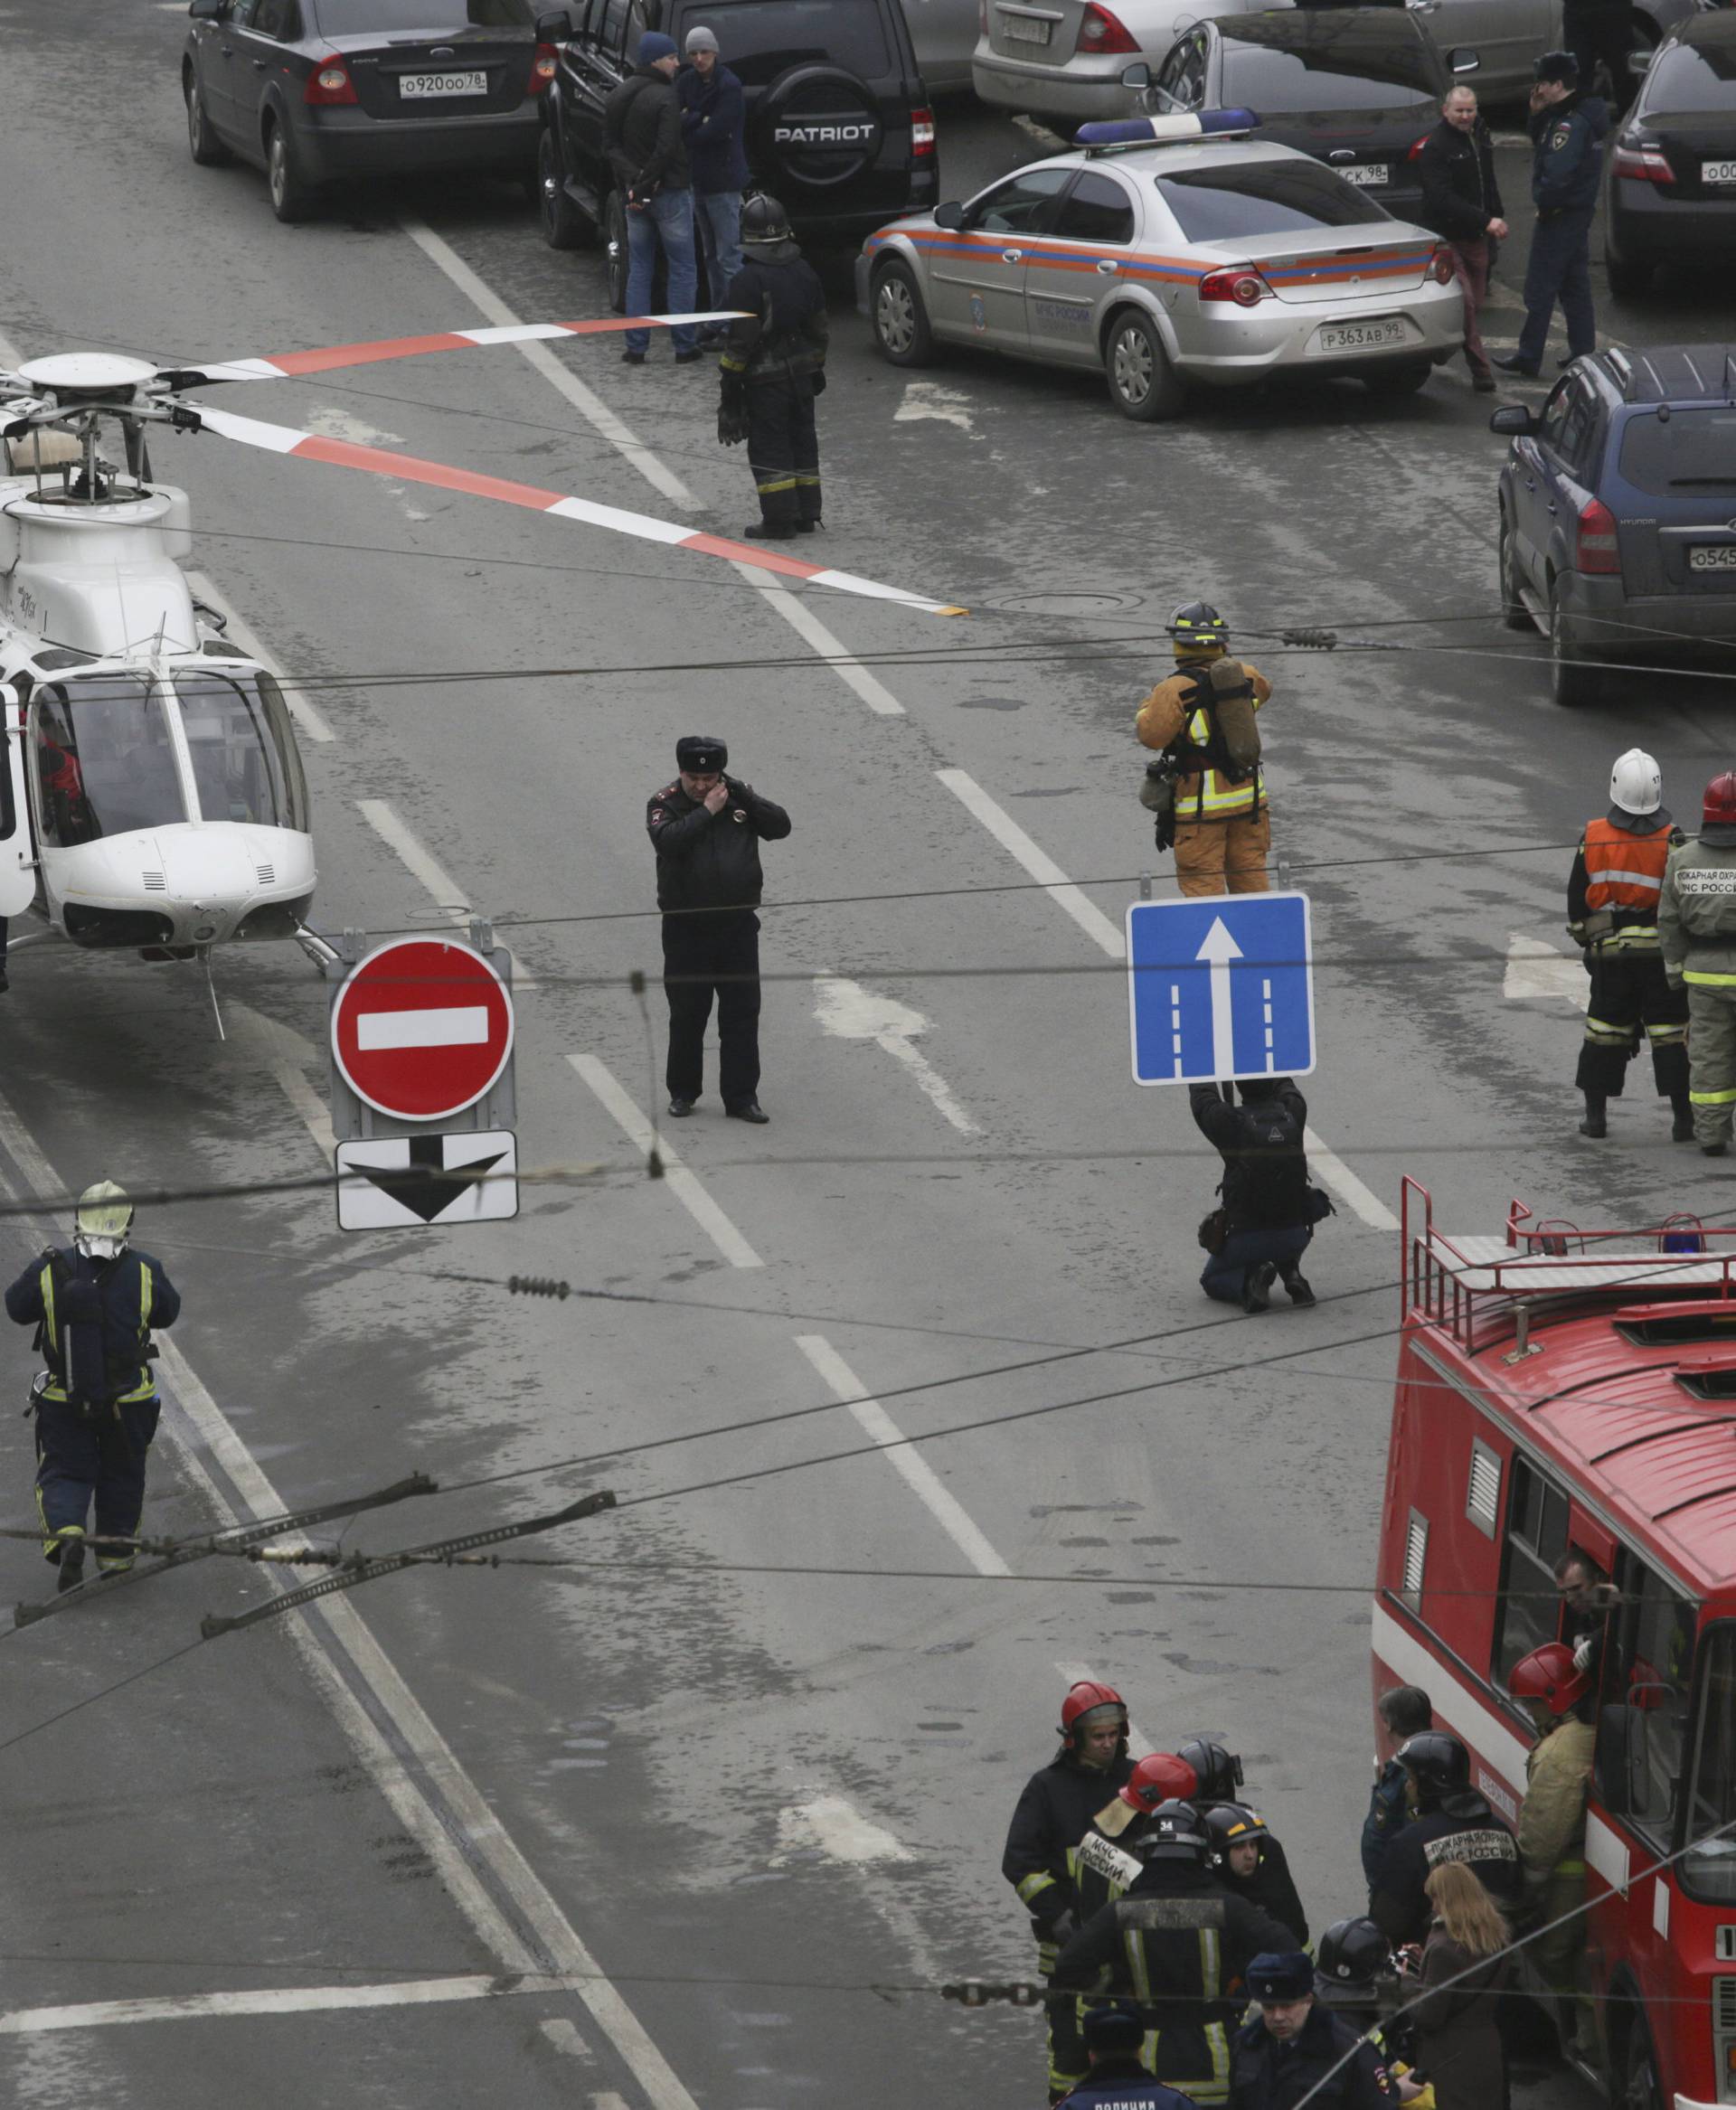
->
[1705,772,1736,829]
[1165,600,1229,648]
[74,1180,134,1258]
[1609,749,1662,817]
[1509,1641,1591,1716]
[1176,1736,1243,1802]
[1316,1917,1396,1991]
[1120,1751,1199,1812]
[1203,1802,1269,1861]
[1060,1680,1127,1749]
[741,193,793,246]
[1393,1729,1470,1803]
[1136,1800,1211,1863]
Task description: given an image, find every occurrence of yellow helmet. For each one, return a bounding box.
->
[74,1180,134,1252]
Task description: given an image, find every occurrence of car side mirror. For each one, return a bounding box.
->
[1628,46,1654,75]
[188,0,227,18]
[535,6,574,36]
[1489,404,1538,437]
[1448,47,1478,73]
[1120,61,1151,88]
[933,200,966,231]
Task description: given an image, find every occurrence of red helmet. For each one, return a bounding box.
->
[1120,1752,1199,1812]
[1510,1642,1590,1716]
[1705,773,1736,828]
[1060,1680,1127,1747]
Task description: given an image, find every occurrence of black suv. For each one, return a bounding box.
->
[534,0,937,295]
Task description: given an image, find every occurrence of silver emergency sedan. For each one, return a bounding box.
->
[855,129,1465,419]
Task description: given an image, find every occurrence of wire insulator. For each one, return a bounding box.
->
[508,1276,571,1299]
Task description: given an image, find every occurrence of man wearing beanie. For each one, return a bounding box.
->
[1059,2002,1202,2105]
[1495,50,1608,379]
[1227,1952,1398,2106]
[646,735,790,1123]
[605,31,700,366]
[679,25,750,334]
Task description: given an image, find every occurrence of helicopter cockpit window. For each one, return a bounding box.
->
[33,678,187,848]
[172,670,308,832]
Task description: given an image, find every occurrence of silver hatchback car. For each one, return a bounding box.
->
[855,126,1464,419]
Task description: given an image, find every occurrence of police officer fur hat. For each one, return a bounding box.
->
[676,734,728,772]
[1081,2002,1145,2055]
[1534,48,1579,87]
[1248,1952,1315,2002]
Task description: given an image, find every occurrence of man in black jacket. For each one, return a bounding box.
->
[1367,1732,1524,1945]
[646,735,789,1123]
[1227,1952,1397,2108]
[1190,1079,1330,1314]
[718,194,828,539]
[1496,52,1609,378]
[605,32,699,366]
[1414,85,1507,392]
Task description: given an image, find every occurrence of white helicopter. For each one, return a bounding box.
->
[0,316,960,1013]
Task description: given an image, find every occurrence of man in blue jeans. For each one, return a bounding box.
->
[1494,51,1608,379]
[1189,1078,1330,1314]
[604,31,699,366]
[680,25,749,342]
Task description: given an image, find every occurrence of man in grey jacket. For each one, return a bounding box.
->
[1658,771,1736,1155]
[605,32,700,366]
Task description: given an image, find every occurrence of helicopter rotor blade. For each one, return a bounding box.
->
[162,315,751,388]
[190,401,967,617]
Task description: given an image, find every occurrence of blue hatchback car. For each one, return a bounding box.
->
[1490,345,1736,706]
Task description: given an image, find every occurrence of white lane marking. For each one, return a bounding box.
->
[355,797,469,923]
[0,1090,703,2110]
[594,2096,632,2110]
[773,1794,911,1866]
[272,1059,337,1163]
[398,217,696,511]
[1054,1659,1153,1760]
[0,1977,561,2035]
[226,1002,335,1162]
[1303,1126,1398,1232]
[357,1004,488,1051]
[1505,931,1588,1011]
[792,1333,1011,1576]
[307,405,403,447]
[744,569,906,716]
[542,2018,591,2058]
[892,380,976,435]
[183,572,336,743]
[935,768,1127,958]
[566,1053,765,1269]
[812,974,978,1134]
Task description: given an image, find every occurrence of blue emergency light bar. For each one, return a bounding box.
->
[1075,108,1259,150]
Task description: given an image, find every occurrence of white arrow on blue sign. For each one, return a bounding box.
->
[1126,890,1316,1087]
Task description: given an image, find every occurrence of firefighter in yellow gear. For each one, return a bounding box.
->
[1135,601,1272,898]
[1511,1643,1599,2059]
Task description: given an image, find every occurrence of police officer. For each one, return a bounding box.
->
[1659,772,1736,1156]
[5,1182,180,1592]
[1510,1643,1598,2054]
[1204,1805,1308,1949]
[716,195,827,540]
[1137,605,1273,897]
[647,736,789,1125]
[1495,52,1609,378]
[1061,2002,1204,2108]
[1367,1732,1523,1946]
[1228,1951,1399,2108]
[1569,749,1690,1142]
[1005,1681,1137,2103]
[1191,1079,1333,1314]
[1056,1804,1294,2105]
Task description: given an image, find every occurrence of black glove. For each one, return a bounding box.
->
[718,374,749,447]
[811,369,827,397]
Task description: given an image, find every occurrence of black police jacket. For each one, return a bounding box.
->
[1061,2058,1201,2108]
[1369,1796,1524,1945]
[1220,1835,1309,1949]
[1228,2002,1397,2108]
[1003,1747,1134,1927]
[647,777,791,913]
[5,1246,181,1407]
[720,246,828,384]
[1415,117,1503,244]
[1189,1083,1318,1232]
[1529,91,1609,218]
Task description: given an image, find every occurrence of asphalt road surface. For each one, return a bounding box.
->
[0,7,1726,2107]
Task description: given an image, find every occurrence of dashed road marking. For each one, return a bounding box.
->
[935,768,1127,957]
[355,797,470,923]
[0,1976,564,2035]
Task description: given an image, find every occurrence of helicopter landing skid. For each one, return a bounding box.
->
[198,944,225,1042]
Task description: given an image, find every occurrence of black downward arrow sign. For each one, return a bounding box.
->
[362,1135,507,1224]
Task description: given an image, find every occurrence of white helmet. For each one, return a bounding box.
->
[1610,749,1662,817]
[74,1179,134,1261]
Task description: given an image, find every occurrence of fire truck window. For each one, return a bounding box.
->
[1684,1625,1736,1904]
[1493,1454,1571,1685]
[1608,1552,1697,1840]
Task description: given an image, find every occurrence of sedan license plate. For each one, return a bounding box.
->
[1339,164,1389,188]
[1689,544,1736,572]
[1316,318,1408,353]
[399,70,488,98]
[1000,14,1052,42]
[1703,157,1736,184]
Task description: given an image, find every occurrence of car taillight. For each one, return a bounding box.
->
[911,106,935,156]
[1198,267,1269,306]
[528,41,559,92]
[1407,132,1430,161]
[1612,138,1672,182]
[1429,244,1456,286]
[1576,496,1621,575]
[1078,3,1138,54]
[306,53,357,104]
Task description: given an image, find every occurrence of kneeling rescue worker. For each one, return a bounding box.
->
[716,193,827,541]
[5,1182,180,1591]
[1568,748,1689,1142]
[1137,603,1272,898]
[1659,771,1736,1156]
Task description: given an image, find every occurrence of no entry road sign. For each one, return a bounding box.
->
[331,936,514,1122]
[1127,891,1315,1087]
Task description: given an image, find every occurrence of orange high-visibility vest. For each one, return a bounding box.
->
[1582,817,1673,912]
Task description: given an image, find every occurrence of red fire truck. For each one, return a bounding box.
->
[1375,1181,1736,2110]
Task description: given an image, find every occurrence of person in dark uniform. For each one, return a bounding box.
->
[647,736,788,1124]
[1495,52,1609,378]
[1204,1804,1309,1949]
[716,194,827,540]
[5,1182,180,1592]
[1227,1951,1398,2108]
[1191,1079,1334,1314]
[1005,1681,1137,2103]
[1563,0,1637,116]
[1061,2001,1204,2107]
[1368,1732,1523,1946]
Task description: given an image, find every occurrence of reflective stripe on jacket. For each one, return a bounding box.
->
[7,1248,179,1408]
[1135,656,1272,822]
[1581,817,1673,912]
[1658,840,1736,987]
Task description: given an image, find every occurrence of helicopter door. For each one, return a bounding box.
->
[0,683,36,918]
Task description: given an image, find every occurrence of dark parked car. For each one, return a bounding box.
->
[183,0,549,222]
[535,0,937,293]
[1606,10,1736,295]
[1144,8,1468,221]
[1491,345,1736,705]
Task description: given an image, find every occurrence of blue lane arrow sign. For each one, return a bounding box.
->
[1126,891,1316,1087]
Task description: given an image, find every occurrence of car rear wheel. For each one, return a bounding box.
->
[185,73,229,166]
[604,189,629,314]
[1104,310,1184,423]
[1606,243,1654,298]
[266,118,318,223]
[1550,577,1602,706]
[538,128,591,250]
[1499,516,1533,631]
[872,260,935,367]
[1363,361,1431,399]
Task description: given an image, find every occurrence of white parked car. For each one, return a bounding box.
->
[972,0,1276,126]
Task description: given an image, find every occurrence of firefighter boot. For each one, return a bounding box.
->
[1673,1092,1695,1143]
[55,1531,86,1594]
[1579,1093,1608,1139]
